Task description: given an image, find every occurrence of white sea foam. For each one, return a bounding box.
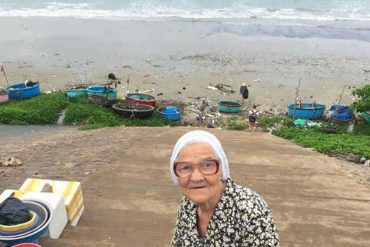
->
[0,1,370,22]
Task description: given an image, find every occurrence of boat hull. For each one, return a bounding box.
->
[112,103,154,119]
[88,94,117,107]
[218,100,241,113]
[65,89,87,97]
[7,82,40,99]
[0,93,8,104]
[87,86,117,98]
[288,103,325,119]
[125,93,156,107]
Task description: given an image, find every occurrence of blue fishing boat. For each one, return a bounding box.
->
[329,105,353,122]
[7,81,40,99]
[288,102,325,119]
[65,89,88,98]
[87,86,117,98]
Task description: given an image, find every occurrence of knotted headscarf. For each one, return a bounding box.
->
[170,130,229,185]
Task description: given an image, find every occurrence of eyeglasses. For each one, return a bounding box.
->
[174,159,220,178]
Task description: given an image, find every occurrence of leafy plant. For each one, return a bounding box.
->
[352,85,370,112]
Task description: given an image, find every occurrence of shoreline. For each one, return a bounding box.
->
[0,17,369,111]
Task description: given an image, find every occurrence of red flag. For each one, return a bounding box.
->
[0,65,4,73]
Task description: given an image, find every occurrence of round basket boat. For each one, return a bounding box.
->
[157,106,182,121]
[218,100,241,113]
[7,82,40,99]
[288,102,325,119]
[87,86,117,98]
[112,103,155,119]
[125,93,156,107]
[88,94,117,107]
[0,88,9,104]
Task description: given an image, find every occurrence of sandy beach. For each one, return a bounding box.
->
[1,17,369,111]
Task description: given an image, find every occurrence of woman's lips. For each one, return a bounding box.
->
[190,186,206,189]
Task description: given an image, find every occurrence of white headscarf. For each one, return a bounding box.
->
[169,130,229,185]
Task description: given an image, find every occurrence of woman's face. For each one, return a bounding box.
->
[175,142,224,206]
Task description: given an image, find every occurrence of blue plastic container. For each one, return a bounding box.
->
[7,82,40,99]
[87,86,117,98]
[288,103,325,119]
[158,106,181,121]
[0,201,51,247]
[0,212,40,237]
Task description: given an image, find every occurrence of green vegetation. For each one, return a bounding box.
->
[226,116,247,130]
[352,84,370,112]
[0,93,181,129]
[273,126,370,159]
[0,93,67,125]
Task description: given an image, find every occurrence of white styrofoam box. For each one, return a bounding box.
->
[22,192,68,239]
[0,189,17,203]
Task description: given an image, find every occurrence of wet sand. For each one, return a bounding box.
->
[0,17,369,111]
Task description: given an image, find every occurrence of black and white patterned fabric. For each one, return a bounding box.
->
[172,178,279,246]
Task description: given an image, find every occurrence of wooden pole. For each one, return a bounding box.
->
[1,65,9,87]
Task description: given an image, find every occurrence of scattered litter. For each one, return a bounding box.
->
[207,86,218,91]
[144,74,151,78]
[215,83,235,94]
[0,157,22,167]
[365,160,370,167]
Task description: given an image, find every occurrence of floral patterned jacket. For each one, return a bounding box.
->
[172,178,279,247]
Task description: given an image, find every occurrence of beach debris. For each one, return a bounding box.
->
[215,83,235,94]
[144,74,151,78]
[363,69,370,73]
[146,58,151,63]
[65,64,72,69]
[207,86,218,91]
[123,65,132,69]
[0,157,23,167]
[253,79,261,82]
[365,160,370,167]
[157,92,164,96]
[182,87,186,90]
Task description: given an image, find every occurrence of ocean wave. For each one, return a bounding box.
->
[0,1,370,22]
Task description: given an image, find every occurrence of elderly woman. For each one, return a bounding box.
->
[170,130,279,246]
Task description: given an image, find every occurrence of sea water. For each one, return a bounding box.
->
[1,0,370,41]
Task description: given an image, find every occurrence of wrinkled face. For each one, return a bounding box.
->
[175,142,224,205]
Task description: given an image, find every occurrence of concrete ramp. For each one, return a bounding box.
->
[1,127,369,246]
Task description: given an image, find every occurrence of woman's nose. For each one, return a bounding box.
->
[190,167,204,181]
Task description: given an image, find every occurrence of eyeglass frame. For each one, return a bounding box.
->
[173,159,220,178]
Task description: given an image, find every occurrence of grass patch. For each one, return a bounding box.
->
[226,117,247,130]
[0,93,182,129]
[273,124,370,159]
[0,92,67,124]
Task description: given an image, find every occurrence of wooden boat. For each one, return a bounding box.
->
[7,81,40,99]
[112,103,154,119]
[218,100,241,113]
[87,86,117,98]
[288,102,325,119]
[88,94,117,107]
[0,88,8,104]
[157,106,182,121]
[125,93,156,107]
